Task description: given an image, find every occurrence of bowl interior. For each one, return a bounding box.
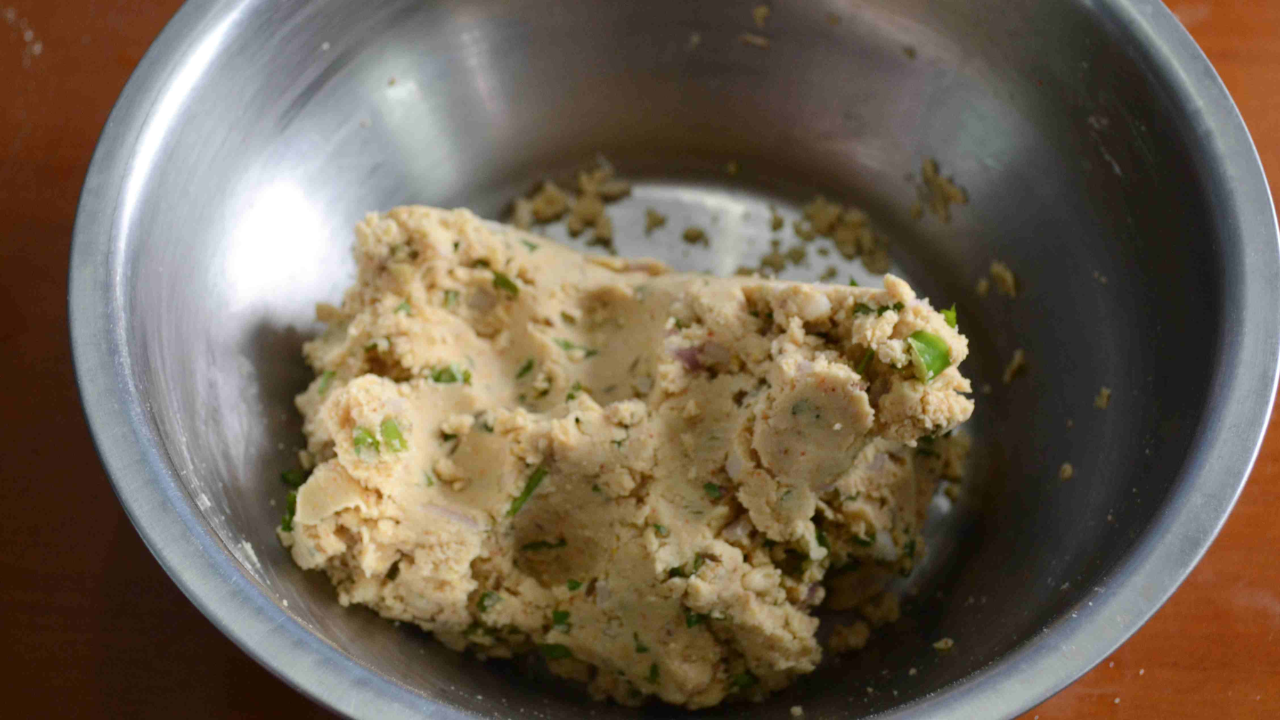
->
[109,0,1241,716]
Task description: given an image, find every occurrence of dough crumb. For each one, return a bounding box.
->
[285,207,977,709]
[753,5,771,28]
[739,32,770,48]
[975,277,990,297]
[989,261,1017,298]
[932,637,955,652]
[687,32,702,50]
[913,158,968,222]
[769,207,785,231]
[1002,348,1026,384]
[1094,386,1112,409]
[829,620,872,654]
[790,706,804,717]
[1059,462,1074,481]
[644,208,667,235]
[908,667,918,676]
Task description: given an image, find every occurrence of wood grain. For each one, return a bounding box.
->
[0,0,1275,717]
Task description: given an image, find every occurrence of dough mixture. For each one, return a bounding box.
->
[280,206,973,708]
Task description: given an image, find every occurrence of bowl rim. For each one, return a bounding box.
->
[68,0,1279,717]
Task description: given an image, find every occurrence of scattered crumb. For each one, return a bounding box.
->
[1093,270,1109,284]
[388,77,396,86]
[687,32,702,50]
[1002,348,1026,384]
[1139,668,1144,676]
[529,181,571,222]
[739,32,770,48]
[321,41,331,51]
[980,383,993,395]
[816,246,830,257]
[976,277,990,297]
[1059,463,1074,481]
[908,667,918,676]
[682,227,709,246]
[1094,386,1112,409]
[769,208,784,231]
[784,245,806,265]
[819,266,838,281]
[914,158,968,222]
[512,198,534,230]
[644,208,667,235]
[903,45,917,59]
[932,637,955,652]
[1109,661,1115,668]
[829,621,872,654]
[943,482,961,501]
[1114,698,1120,705]
[989,261,1017,297]
[790,707,804,718]
[752,5,771,28]
[759,249,787,274]
[725,160,739,176]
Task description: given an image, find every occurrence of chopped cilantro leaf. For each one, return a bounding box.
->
[566,579,583,591]
[477,591,501,612]
[316,370,335,396]
[553,338,599,358]
[653,524,670,538]
[853,302,875,315]
[634,633,649,653]
[520,537,567,552]
[551,610,570,631]
[395,300,411,315]
[566,380,583,401]
[538,644,572,660]
[647,662,659,683]
[443,290,459,308]
[516,358,535,379]
[507,465,548,516]
[521,240,539,252]
[732,672,758,690]
[492,270,519,297]
[684,607,708,628]
[280,469,307,488]
[848,278,859,286]
[703,482,723,500]
[858,349,874,375]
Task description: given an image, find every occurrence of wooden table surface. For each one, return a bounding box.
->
[2,0,1276,717]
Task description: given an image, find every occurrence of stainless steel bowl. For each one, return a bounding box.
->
[70,0,1280,717]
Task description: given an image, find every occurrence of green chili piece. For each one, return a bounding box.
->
[353,427,379,454]
[942,303,958,328]
[906,330,952,382]
[281,490,297,532]
[380,418,407,452]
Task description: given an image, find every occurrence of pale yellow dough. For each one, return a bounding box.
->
[280,206,974,708]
